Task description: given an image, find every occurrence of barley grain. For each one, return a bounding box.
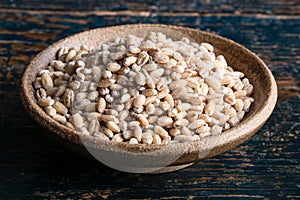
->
[137,114,149,127]
[157,89,169,99]
[102,127,114,138]
[106,62,121,72]
[38,97,54,107]
[143,63,158,71]
[135,72,146,86]
[53,101,68,115]
[142,132,153,144]
[150,68,164,79]
[148,116,158,124]
[106,121,120,133]
[181,126,193,135]
[65,49,77,62]
[71,113,84,128]
[44,106,57,116]
[234,99,244,111]
[228,116,240,126]
[94,132,110,141]
[41,73,53,90]
[88,119,100,133]
[34,31,254,144]
[188,119,206,130]
[196,125,211,134]
[53,114,67,124]
[133,126,143,142]
[120,93,131,103]
[112,133,123,142]
[243,97,254,112]
[129,138,139,144]
[154,126,169,138]
[123,56,137,67]
[142,89,158,96]
[62,89,74,108]
[152,134,162,144]
[234,90,247,98]
[134,95,146,107]
[157,116,173,127]
[36,88,47,99]
[57,47,68,58]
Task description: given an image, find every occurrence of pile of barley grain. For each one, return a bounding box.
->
[33,32,254,144]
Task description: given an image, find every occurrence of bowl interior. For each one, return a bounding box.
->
[21,24,277,171]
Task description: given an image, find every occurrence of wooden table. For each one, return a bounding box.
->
[1,1,299,199]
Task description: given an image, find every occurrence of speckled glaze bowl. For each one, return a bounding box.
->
[20,24,277,173]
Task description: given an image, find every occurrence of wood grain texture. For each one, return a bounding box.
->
[0,0,299,199]
[0,0,299,15]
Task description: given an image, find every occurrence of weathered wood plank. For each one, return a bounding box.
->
[0,0,299,15]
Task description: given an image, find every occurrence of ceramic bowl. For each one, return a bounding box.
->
[20,24,277,173]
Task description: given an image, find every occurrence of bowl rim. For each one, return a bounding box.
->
[20,24,278,162]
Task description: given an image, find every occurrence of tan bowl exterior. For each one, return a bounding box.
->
[20,24,277,173]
